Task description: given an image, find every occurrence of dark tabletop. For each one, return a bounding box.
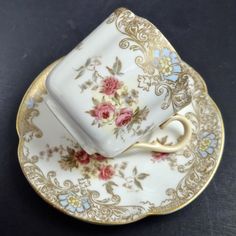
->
[0,0,235,235]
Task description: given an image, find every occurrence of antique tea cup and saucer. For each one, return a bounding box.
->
[16,8,224,224]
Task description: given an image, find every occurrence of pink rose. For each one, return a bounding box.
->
[74,149,90,164]
[94,154,106,161]
[115,108,133,127]
[151,152,168,161]
[90,102,115,120]
[99,165,115,180]
[101,76,122,95]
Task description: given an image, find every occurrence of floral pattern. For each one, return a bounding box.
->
[153,48,182,82]
[58,193,90,213]
[115,107,133,127]
[98,165,115,180]
[149,136,179,169]
[89,102,115,121]
[74,149,91,164]
[39,139,150,191]
[26,97,35,109]
[75,56,151,140]
[151,152,169,162]
[40,141,109,178]
[101,76,123,95]
[197,132,217,158]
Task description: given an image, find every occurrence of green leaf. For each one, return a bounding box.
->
[79,84,87,92]
[113,57,122,74]
[134,178,143,190]
[92,71,98,82]
[136,130,143,135]
[119,170,124,178]
[85,80,92,86]
[120,162,127,169]
[75,65,84,72]
[132,106,150,124]
[127,124,133,132]
[141,106,150,120]
[161,136,168,145]
[103,181,118,195]
[85,58,91,67]
[133,107,140,116]
[74,69,85,79]
[111,97,118,105]
[114,92,120,100]
[113,127,120,138]
[137,173,149,180]
[66,147,74,155]
[91,85,99,90]
[92,97,99,106]
[106,66,115,75]
[133,167,137,175]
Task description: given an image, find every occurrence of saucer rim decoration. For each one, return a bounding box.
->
[16,59,225,225]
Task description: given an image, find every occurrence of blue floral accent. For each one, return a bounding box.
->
[26,98,35,109]
[198,132,217,158]
[153,48,181,82]
[58,193,90,213]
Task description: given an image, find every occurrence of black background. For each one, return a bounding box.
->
[0,1,236,235]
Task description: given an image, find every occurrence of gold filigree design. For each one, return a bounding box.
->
[107,8,192,112]
[21,149,148,223]
[17,72,47,141]
[151,64,223,214]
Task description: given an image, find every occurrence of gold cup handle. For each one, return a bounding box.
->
[133,115,192,153]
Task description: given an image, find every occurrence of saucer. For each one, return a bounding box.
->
[16,59,224,225]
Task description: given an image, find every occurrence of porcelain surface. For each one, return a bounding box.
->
[16,59,224,225]
[45,8,193,157]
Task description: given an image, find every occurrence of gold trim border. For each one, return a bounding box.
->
[16,59,225,225]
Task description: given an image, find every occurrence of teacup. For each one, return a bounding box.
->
[45,8,193,157]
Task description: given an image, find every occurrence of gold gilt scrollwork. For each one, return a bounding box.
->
[107,8,192,112]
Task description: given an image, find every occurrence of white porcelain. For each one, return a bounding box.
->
[16,60,224,224]
[45,8,193,157]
